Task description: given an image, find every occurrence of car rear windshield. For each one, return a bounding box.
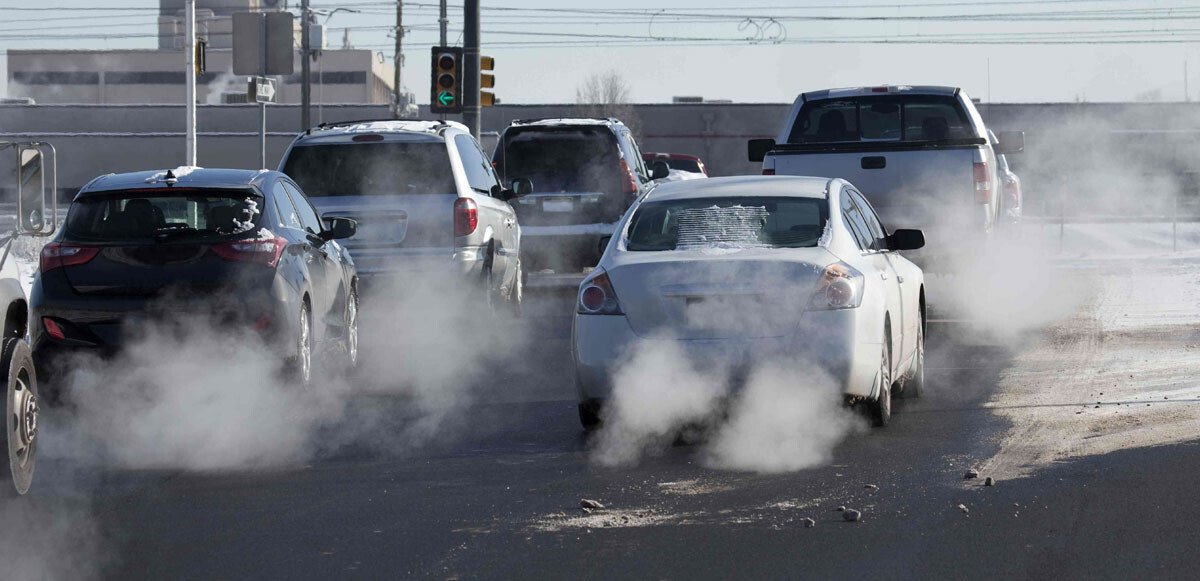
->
[626,196,828,251]
[787,95,974,144]
[65,189,263,242]
[493,128,620,193]
[648,157,703,174]
[281,142,456,197]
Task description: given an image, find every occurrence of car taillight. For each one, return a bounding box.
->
[454,198,478,236]
[974,162,991,204]
[808,262,865,311]
[211,235,287,267]
[577,267,623,315]
[40,243,99,272]
[619,158,638,195]
[762,168,776,176]
[1004,180,1020,209]
[42,318,65,340]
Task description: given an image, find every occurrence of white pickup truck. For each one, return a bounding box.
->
[749,86,1023,258]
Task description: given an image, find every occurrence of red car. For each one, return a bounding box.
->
[642,152,708,177]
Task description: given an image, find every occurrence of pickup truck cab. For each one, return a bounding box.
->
[0,141,57,495]
[750,86,1022,259]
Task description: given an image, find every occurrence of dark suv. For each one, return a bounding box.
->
[31,168,359,386]
[492,118,665,273]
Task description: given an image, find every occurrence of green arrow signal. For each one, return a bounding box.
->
[438,91,455,106]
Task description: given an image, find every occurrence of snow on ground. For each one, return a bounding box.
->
[978,253,1200,478]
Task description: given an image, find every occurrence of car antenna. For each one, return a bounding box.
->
[164,169,177,186]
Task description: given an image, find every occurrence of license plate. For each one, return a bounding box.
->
[542,199,574,213]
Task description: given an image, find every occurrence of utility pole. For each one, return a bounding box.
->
[301,0,311,131]
[439,0,448,46]
[462,0,480,138]
[184,0,196,166]
[393,0,402,118]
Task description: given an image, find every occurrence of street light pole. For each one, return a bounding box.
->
[301,0,311,131]
[393,0,402,118]
[184,0,196,166]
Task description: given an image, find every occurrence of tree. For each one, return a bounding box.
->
[575,70,641,139]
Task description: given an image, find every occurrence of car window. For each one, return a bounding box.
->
[614,129,644,179]
[789,95,973,143]
[282,181,322,234]
[849,189,887,249]
[492,127,620,192]
[64,189,262,241]
[281,142,456,196]
[622,130,649,178]
[626,196,827,251]
[840,190,874,251]
[273,181,303,230]
[454,134,499,195]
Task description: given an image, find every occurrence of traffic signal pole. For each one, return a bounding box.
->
[462,0,480,138]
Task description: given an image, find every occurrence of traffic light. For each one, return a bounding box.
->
[430,46,463,114]
[480,55,495,107]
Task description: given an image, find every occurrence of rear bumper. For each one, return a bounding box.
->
[572,308,881,403]
[345,245,487,280]
[31,272,298,375]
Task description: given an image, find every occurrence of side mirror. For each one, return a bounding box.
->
[10,143,56,235]
[995,131,1025,155]
[748,138,775,162]
[888,229,925,251]
[321,216,357,240]
[650,160,670,180]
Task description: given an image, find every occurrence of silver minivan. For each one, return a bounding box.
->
[279,120,526,311]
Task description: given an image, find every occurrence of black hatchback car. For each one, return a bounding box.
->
[31,168,359,385]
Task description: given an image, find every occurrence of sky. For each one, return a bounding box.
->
[1,0,1199,104]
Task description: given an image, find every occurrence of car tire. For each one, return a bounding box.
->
[0,339,37,496]
[343,287,359,372]
[285,302,313,386]
[507,259,524,318]
[869,330,892,427]
[899,309,925,399]
[578,400,602,431]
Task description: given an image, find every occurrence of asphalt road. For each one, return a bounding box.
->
[14,255,1200,580]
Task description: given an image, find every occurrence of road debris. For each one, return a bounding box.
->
[864,484,878,490]
[836,505,846,511]
[580,499,605,511]
[985,477,995,486]
[964,469,979,480]
[803,517,816,528]
[957,503,970,515]
[842,509,861,522]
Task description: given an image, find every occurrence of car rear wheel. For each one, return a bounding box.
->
[286,303,313,386]
[1,339,37,496]
[344,288,359,371]
[508,259,524,318]
[869,331,892,427]
[899,309,925,399]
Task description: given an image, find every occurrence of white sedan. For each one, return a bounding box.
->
[572,175,927,429]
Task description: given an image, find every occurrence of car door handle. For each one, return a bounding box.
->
[880,272,889,280]
[897,275,905,283]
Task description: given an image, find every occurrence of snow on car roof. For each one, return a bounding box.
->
[307,119,467,136]
[644,175,831,202]
[509,118,623,127]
